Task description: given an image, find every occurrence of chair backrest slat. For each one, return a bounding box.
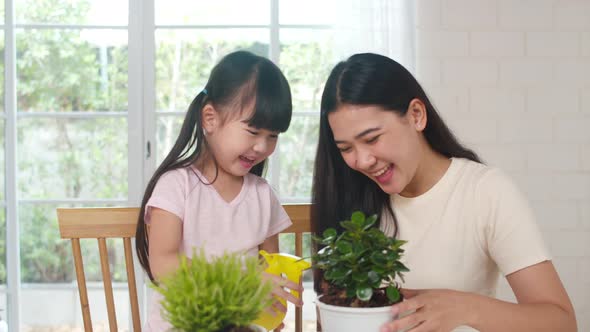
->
[282,204,312,233]
[124,237,142,332]
[98,238,118,332]
[58,208,139,238]
[57,203,311,332]
[294,232,304,332]
[71,238,93,332]
[280,204,311,332]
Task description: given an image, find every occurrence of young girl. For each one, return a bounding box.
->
[312,53,576,332]
[136,51,303,331]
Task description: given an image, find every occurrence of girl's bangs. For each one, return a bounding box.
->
[245,69,292,133]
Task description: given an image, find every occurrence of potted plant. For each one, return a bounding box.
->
[313,211,409,332]
[152,249,274,332]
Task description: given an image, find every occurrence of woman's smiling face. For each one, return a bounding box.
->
[328,103,424,195]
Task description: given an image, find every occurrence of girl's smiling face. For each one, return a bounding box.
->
[328,101,426,195]
[203,102,279,179]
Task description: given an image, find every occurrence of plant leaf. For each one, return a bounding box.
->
[340,220,360,231]
[326,267,350,281]
[335,241,352,254]
[322,228,337,240]
[351,211,366,228]
[391,239,408,249]
[386,285,401,303]
[364,214,378,230]
[356,286,373,301]
[394,262,410,272]
[352,270,368,282]
[370,251,388,265]
[367,270,380,283]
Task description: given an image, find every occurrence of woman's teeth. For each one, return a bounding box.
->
[373,165,391,177]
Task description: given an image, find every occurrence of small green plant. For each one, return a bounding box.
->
[152,249,274,332]
[313,211,409,307]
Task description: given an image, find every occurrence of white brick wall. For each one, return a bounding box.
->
[555,60,590,87]
[527,32,579,57]
[442,59,498,86]
[583,144,590,171]
[498,0,554,29]
[417,31,469,57]
[583,88,590,114]
[471,87,525,114]
[527,144,580,172]
[471,32,525,57]
[416,0,590,330]
[526,87,580,115]
[554,1,590,30]
[583,32,590,56]
[441,0,497,29]
[499,59,554,87]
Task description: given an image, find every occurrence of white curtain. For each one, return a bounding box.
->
[333,0,416,73]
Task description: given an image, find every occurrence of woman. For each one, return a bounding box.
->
[311,53,576,332]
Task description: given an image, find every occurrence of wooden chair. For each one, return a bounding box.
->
[57,204,312,332]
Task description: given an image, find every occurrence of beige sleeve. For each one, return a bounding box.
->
[479,169,551,276]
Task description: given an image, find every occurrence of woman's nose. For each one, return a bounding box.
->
[355,149,376,170]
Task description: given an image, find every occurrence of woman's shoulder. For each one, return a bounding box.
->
[453,158,521,201]
[453,158,510,185]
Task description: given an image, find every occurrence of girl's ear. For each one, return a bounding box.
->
[201,104,218,134]
[407,98,427,132]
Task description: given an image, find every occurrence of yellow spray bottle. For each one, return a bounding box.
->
[253,250,311,331]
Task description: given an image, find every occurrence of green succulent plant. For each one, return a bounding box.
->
[313,211,409,306]
[151,249,274,332]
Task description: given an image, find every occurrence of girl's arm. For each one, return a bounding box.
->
[259,234,280,253]
[148,207,183,280]
[382,261,576,332]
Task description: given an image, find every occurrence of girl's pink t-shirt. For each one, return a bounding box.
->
[144,166,292,331]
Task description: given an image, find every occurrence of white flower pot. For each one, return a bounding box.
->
[316,296,396,332]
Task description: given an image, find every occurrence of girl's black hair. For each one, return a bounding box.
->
[311,53,480,292]
[136,51,292,281]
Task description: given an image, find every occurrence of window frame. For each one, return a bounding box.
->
[2,0,330,329]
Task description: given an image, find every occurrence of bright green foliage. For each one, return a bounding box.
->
[313,211,409,304]
[152,250,274,332]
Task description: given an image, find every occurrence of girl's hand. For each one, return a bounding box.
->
[261,273,303,332]
[380,288,473,332]
[272,322,285,332]
[262,272,304,307]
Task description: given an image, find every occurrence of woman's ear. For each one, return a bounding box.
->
[408,98,427,131]
[201,104,218,134]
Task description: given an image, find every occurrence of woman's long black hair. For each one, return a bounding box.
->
[311,53,480,291]
[136,51,292,281]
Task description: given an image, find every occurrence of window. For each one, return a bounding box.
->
[2,0,413,330]
[6,0,130,330]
